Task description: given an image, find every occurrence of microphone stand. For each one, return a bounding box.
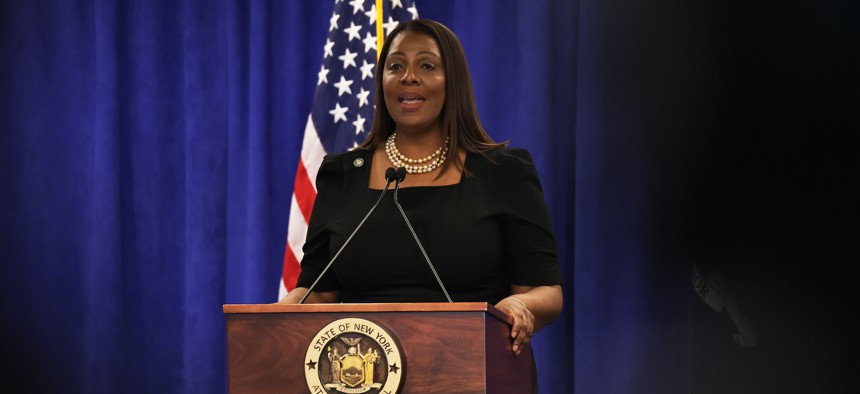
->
[299,167,398,304]
[393,168,454,303]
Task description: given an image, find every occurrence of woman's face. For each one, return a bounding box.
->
[382,31,446,133]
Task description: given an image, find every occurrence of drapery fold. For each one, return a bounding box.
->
[1,1,579,392]
[1,1,318,391]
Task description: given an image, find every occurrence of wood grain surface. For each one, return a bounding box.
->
[225,303,530,394]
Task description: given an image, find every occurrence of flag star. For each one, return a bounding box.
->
[338,48,358,69]
[352,114,366,135]
[383,17,399,37]
[348,0,364,14]
[317,65,330,85]
[323,39,335,58]
[329,13,340,32]
[329,103,348,123]
[333,76,354,97]
[360,60,375,80]
[364,4,377,26]
[356,88,371,107]
[362,32,377,53]
[344,21,362,42]
[407,5,419,19]
[390,0,403,9]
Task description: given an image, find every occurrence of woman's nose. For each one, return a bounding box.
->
[400,67,419,85]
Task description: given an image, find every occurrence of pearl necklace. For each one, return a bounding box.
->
[385,132,449,174]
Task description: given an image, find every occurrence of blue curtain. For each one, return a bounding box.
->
[1,0,855,393]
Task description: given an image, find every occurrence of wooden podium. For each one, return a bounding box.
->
[223,302,532,394]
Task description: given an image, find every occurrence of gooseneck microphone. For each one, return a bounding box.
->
[299,167,399,304]
[392,167,454,303]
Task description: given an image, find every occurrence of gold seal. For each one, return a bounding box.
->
[305,318,404,394]
[353,158,365,168]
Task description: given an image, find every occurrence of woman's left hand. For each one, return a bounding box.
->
[495,296,535,356]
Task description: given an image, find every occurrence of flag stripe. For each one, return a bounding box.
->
[279,195,310,299]
[281,244,302,294]
[300,114,325,186]
[287,195,309,261]
[293,160,316,222]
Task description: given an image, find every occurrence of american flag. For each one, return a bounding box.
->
[279,0,419,299]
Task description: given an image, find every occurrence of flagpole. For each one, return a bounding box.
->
[375,0,384,59]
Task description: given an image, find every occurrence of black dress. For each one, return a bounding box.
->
[296,147,562,301]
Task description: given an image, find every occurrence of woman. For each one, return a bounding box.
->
[280,18,563,389]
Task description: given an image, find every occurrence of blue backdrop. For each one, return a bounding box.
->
[1,0,855,393]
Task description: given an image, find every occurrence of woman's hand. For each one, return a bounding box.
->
[494,285,563,355]
[495,296,535,355]
[276,287,340,304]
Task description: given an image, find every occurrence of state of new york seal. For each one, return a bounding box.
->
[304,318,404,394]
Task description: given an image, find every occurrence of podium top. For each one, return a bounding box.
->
[222,302,511,325]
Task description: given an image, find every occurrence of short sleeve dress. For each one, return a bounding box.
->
[296,147,562,302]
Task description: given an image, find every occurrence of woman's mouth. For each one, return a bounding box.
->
[398,95,425,103]
[397,93,426,110]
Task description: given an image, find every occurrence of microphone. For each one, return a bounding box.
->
[299,166,399,304]
[392,168,454,302]
[395,167,407,183]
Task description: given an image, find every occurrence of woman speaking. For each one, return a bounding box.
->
[279,19,563,392]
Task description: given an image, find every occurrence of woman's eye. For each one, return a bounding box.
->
[421,63,435,70]
[388,63,403,71]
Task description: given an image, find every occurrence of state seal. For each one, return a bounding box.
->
[304,318,404,394]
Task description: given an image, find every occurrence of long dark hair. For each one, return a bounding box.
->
[359,19,506,175]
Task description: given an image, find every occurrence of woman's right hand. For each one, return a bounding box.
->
[276,287,341,304]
